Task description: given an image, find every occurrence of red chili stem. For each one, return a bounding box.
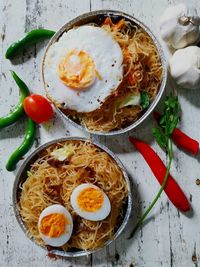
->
[129,137,190,212]
[153,111,199,156]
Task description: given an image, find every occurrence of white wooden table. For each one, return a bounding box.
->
[0,0,200,266]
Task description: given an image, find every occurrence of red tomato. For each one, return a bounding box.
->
[24,94,54,123]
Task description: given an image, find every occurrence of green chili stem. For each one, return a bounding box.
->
[127,138,173,239]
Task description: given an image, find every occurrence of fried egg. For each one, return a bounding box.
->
[43,25,123,112]
[70,183,111,221]
[38,204,73,247]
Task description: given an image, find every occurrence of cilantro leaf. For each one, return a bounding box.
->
[152,127,168,149]
[140,91,150,109]
[154,95,179,150]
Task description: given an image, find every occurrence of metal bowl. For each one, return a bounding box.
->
[42,10,167,136]
[13,137,132,257]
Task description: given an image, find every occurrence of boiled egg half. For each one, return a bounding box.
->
[38,204,73,247]
[70,183,111,221]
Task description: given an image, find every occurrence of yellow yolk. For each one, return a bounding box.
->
[58,50,96,90]
[39,213,67,238]
[77,187,104,212]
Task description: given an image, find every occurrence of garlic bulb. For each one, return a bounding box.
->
[159,3,200,49]
[169,46,200,89]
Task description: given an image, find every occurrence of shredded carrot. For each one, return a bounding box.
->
[101,17,125,30]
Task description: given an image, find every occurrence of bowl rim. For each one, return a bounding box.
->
[42,9,167,136]
[12,137,132,257]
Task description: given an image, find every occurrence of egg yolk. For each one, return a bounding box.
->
[77,187,104,212]
[58,49,97,90]
[40,213,68,238]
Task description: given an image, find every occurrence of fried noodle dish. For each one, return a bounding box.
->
[61,17,163,132]
[19,140,128,251]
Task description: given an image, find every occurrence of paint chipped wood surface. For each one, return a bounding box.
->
[0,0,200,266]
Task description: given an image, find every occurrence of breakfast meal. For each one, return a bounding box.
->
[18,140,128,250]
[3,5,198,259]
[43,17,163,132]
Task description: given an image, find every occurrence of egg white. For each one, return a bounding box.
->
[38,204,73,247]
[70,183,111,221]
[43,25,123,112]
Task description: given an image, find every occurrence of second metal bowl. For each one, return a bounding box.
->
[13,137,132,257]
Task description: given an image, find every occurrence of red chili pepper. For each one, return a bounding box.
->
[129,137,190,212]
[153,111,199,156]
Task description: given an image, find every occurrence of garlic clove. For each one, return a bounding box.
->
[159,3,200,49]
[169,46,200,89]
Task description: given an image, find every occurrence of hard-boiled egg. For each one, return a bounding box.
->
[38,204,73,247]
[43,25,123,113]
[70,183,111,221]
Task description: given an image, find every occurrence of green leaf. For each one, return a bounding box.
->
[154,95,180,149]
[169,115,179,134]
[140,91,150,109]
[152,127,168,149]
[27,171,32,177]
[165,95,179,110]
[117,93,141,109]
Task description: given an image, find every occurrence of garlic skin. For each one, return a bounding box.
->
[169,46,200,89]
[159,3,200,49]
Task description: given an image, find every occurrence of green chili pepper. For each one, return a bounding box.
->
[5,29,55,59]
[6,118,36,171]
[0,71,30,129]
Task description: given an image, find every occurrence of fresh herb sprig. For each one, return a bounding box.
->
[140,91,150,109]
[153,95,179,151]
[128,95,179,238]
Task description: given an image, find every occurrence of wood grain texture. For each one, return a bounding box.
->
[0,0,200,266]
